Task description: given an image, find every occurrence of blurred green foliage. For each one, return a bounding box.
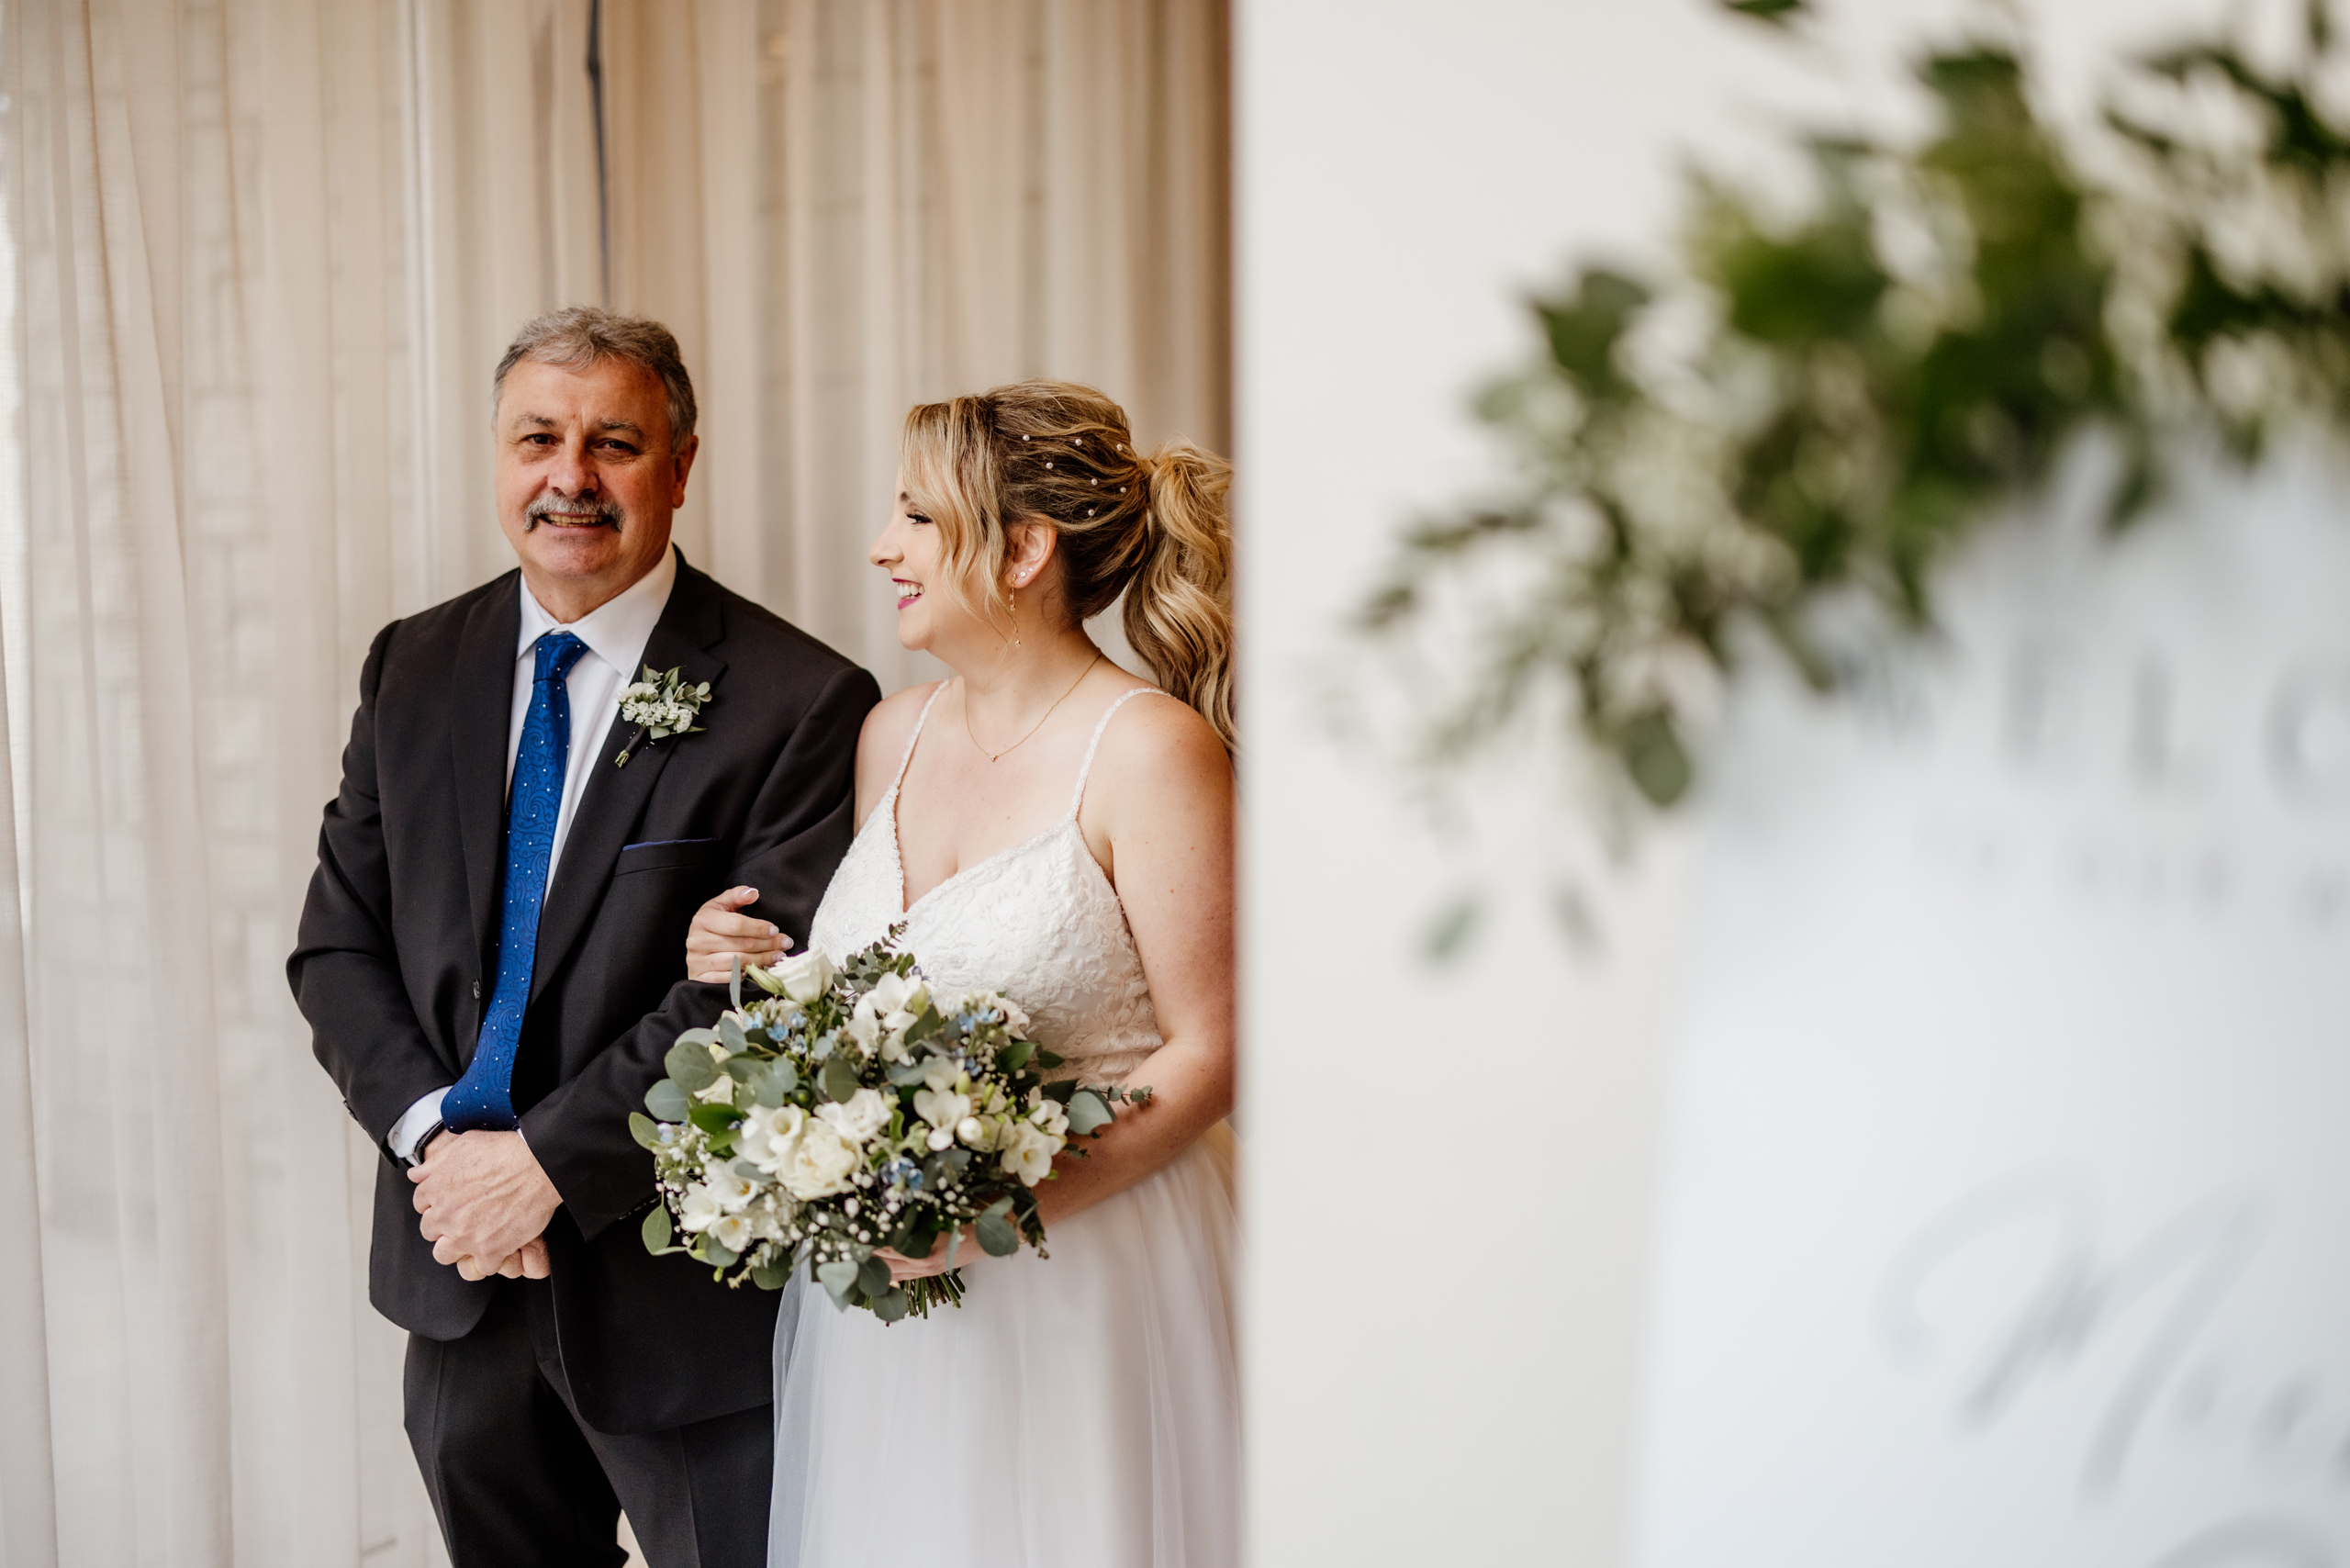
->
[1366,2,2350,808]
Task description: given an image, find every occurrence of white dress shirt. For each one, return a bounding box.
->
[388,548,678,1161]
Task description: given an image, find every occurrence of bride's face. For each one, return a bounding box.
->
[871,473,990,655]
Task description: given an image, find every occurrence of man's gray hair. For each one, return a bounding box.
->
[492,306,699,448]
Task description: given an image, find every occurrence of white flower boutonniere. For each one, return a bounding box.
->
[614,665,711,767]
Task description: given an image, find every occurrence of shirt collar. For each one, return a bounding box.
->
[516,545,678,675]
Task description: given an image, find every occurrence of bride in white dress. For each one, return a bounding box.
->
[684,379,1239,1568]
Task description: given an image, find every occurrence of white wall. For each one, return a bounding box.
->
[1235,2,2255,1562]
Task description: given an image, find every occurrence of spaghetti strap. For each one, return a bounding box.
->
[890,682,950,794]
[1067,688,1167,819]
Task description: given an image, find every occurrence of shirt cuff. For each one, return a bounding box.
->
[388,1088,452,1163]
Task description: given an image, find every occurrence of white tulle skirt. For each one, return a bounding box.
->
[766,1124,1239,1568]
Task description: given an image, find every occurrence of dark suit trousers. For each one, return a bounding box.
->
[404,1278,772,1568]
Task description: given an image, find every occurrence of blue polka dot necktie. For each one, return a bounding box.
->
[445,630,591,1132]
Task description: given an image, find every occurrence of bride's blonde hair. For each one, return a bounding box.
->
[901,380,1236,751]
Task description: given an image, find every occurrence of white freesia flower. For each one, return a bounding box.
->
[956,1114,993,1150]
[996,997,1032,1036]
[1027,1097,1069,1139]
[919,1057,963,1093]
[737,1103,805,1175]
[845,1009,881,1055]
[867,969,928,1028]
[912,1087,970,1137]
[710,1213,754,1253]
[678,1182,723,1233]
[1000,1121,1057,1186]
[816,1087,891,1146]
[706,1161,759,1214]
[780,1119,860,1200]
[773,948,836,1003]
[925,1125,956,1152]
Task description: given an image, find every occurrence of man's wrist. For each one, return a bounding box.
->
[406,1121,447,1168]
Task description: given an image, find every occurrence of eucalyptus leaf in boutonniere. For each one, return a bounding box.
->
[614,665,712,767]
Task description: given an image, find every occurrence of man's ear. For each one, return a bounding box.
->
[670,434,701,507]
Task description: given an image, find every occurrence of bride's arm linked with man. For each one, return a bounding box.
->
[288,306,1240,1568]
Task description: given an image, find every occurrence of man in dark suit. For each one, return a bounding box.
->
[289,307,878,1566]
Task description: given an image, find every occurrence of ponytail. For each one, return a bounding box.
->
[1128,442,1237,751]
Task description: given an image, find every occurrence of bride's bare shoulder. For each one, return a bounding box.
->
[1086,689,1231,819]
[852,681,947,818]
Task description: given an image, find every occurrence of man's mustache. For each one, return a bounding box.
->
[523,492,624,532]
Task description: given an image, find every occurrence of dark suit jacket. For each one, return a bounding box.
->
[289,549,880,1434]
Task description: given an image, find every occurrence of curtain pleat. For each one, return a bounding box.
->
[0,2,1228,1562]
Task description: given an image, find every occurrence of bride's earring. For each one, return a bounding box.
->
[1010,584,1021,648]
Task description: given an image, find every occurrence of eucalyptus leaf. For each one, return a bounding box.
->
[975,1212,1019,1257]
[642,1204,676,1253]
[769,1059,800,1096]
[688,1103,742,1136]
[645,1080,691,1122]
[856,1254,894,1298]
[821,1055,859,1104]
[870,1288,911,1323]
[816,1260,860,1307]
[699,1238,740,1268]
[627,1112,662,1151]
[1065,1089,1114,1137]
[664,1041,720,1092]
[675,1027,722,1048]
[719,1015,749,1056]
[902,1003,944,1047]
[750,1263,789,1291]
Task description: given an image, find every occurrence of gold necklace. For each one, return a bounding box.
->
[964,652,1102,762]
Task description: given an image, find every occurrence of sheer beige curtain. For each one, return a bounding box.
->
[0,1,1228,1564]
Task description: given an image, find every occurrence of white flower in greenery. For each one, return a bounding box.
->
[1001,1120,1057,1186]
[845,1009,881,1055]
[780,1118,860,1200]
[773,948,836,1004]
[817,1087,891,1147]
[1027,1097,1069,1139]
[924,1124,956,1153]
[995,996,1033,1036]
[957,1114,996,1151]
[912,1087,969,1139]
[710,1213,754,1253]
[706,1161,759,1214]
[678,1182,723,1233]
[694,1075,736,1105]
[737,1103,805,1174]
[919,1057,963,1093]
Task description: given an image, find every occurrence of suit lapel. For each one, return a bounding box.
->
[451,576,522,976]
[530,554,730,1005]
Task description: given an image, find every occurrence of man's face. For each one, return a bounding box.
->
[494,355,697,612]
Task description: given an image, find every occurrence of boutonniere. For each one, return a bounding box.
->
[614,665,712,767]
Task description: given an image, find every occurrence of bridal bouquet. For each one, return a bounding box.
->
[631,925,1148,1320]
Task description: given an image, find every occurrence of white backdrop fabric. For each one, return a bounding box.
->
[0,2,1227,1563]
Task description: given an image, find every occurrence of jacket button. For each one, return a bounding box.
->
[472,980,482,999]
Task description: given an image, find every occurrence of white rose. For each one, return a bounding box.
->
[912,1087,969,1137]
[1027,1097,1069,1139]
[710,1213,754,1253]
[677,1182,722,1233]
[773,948,836,1003]
[780,1119,861,1200]
[1000,1121,1057,1186]
[816,1087,891,1146]
[737,1103,805,1175]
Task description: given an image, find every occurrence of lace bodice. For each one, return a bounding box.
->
[805,684,1169,1085]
